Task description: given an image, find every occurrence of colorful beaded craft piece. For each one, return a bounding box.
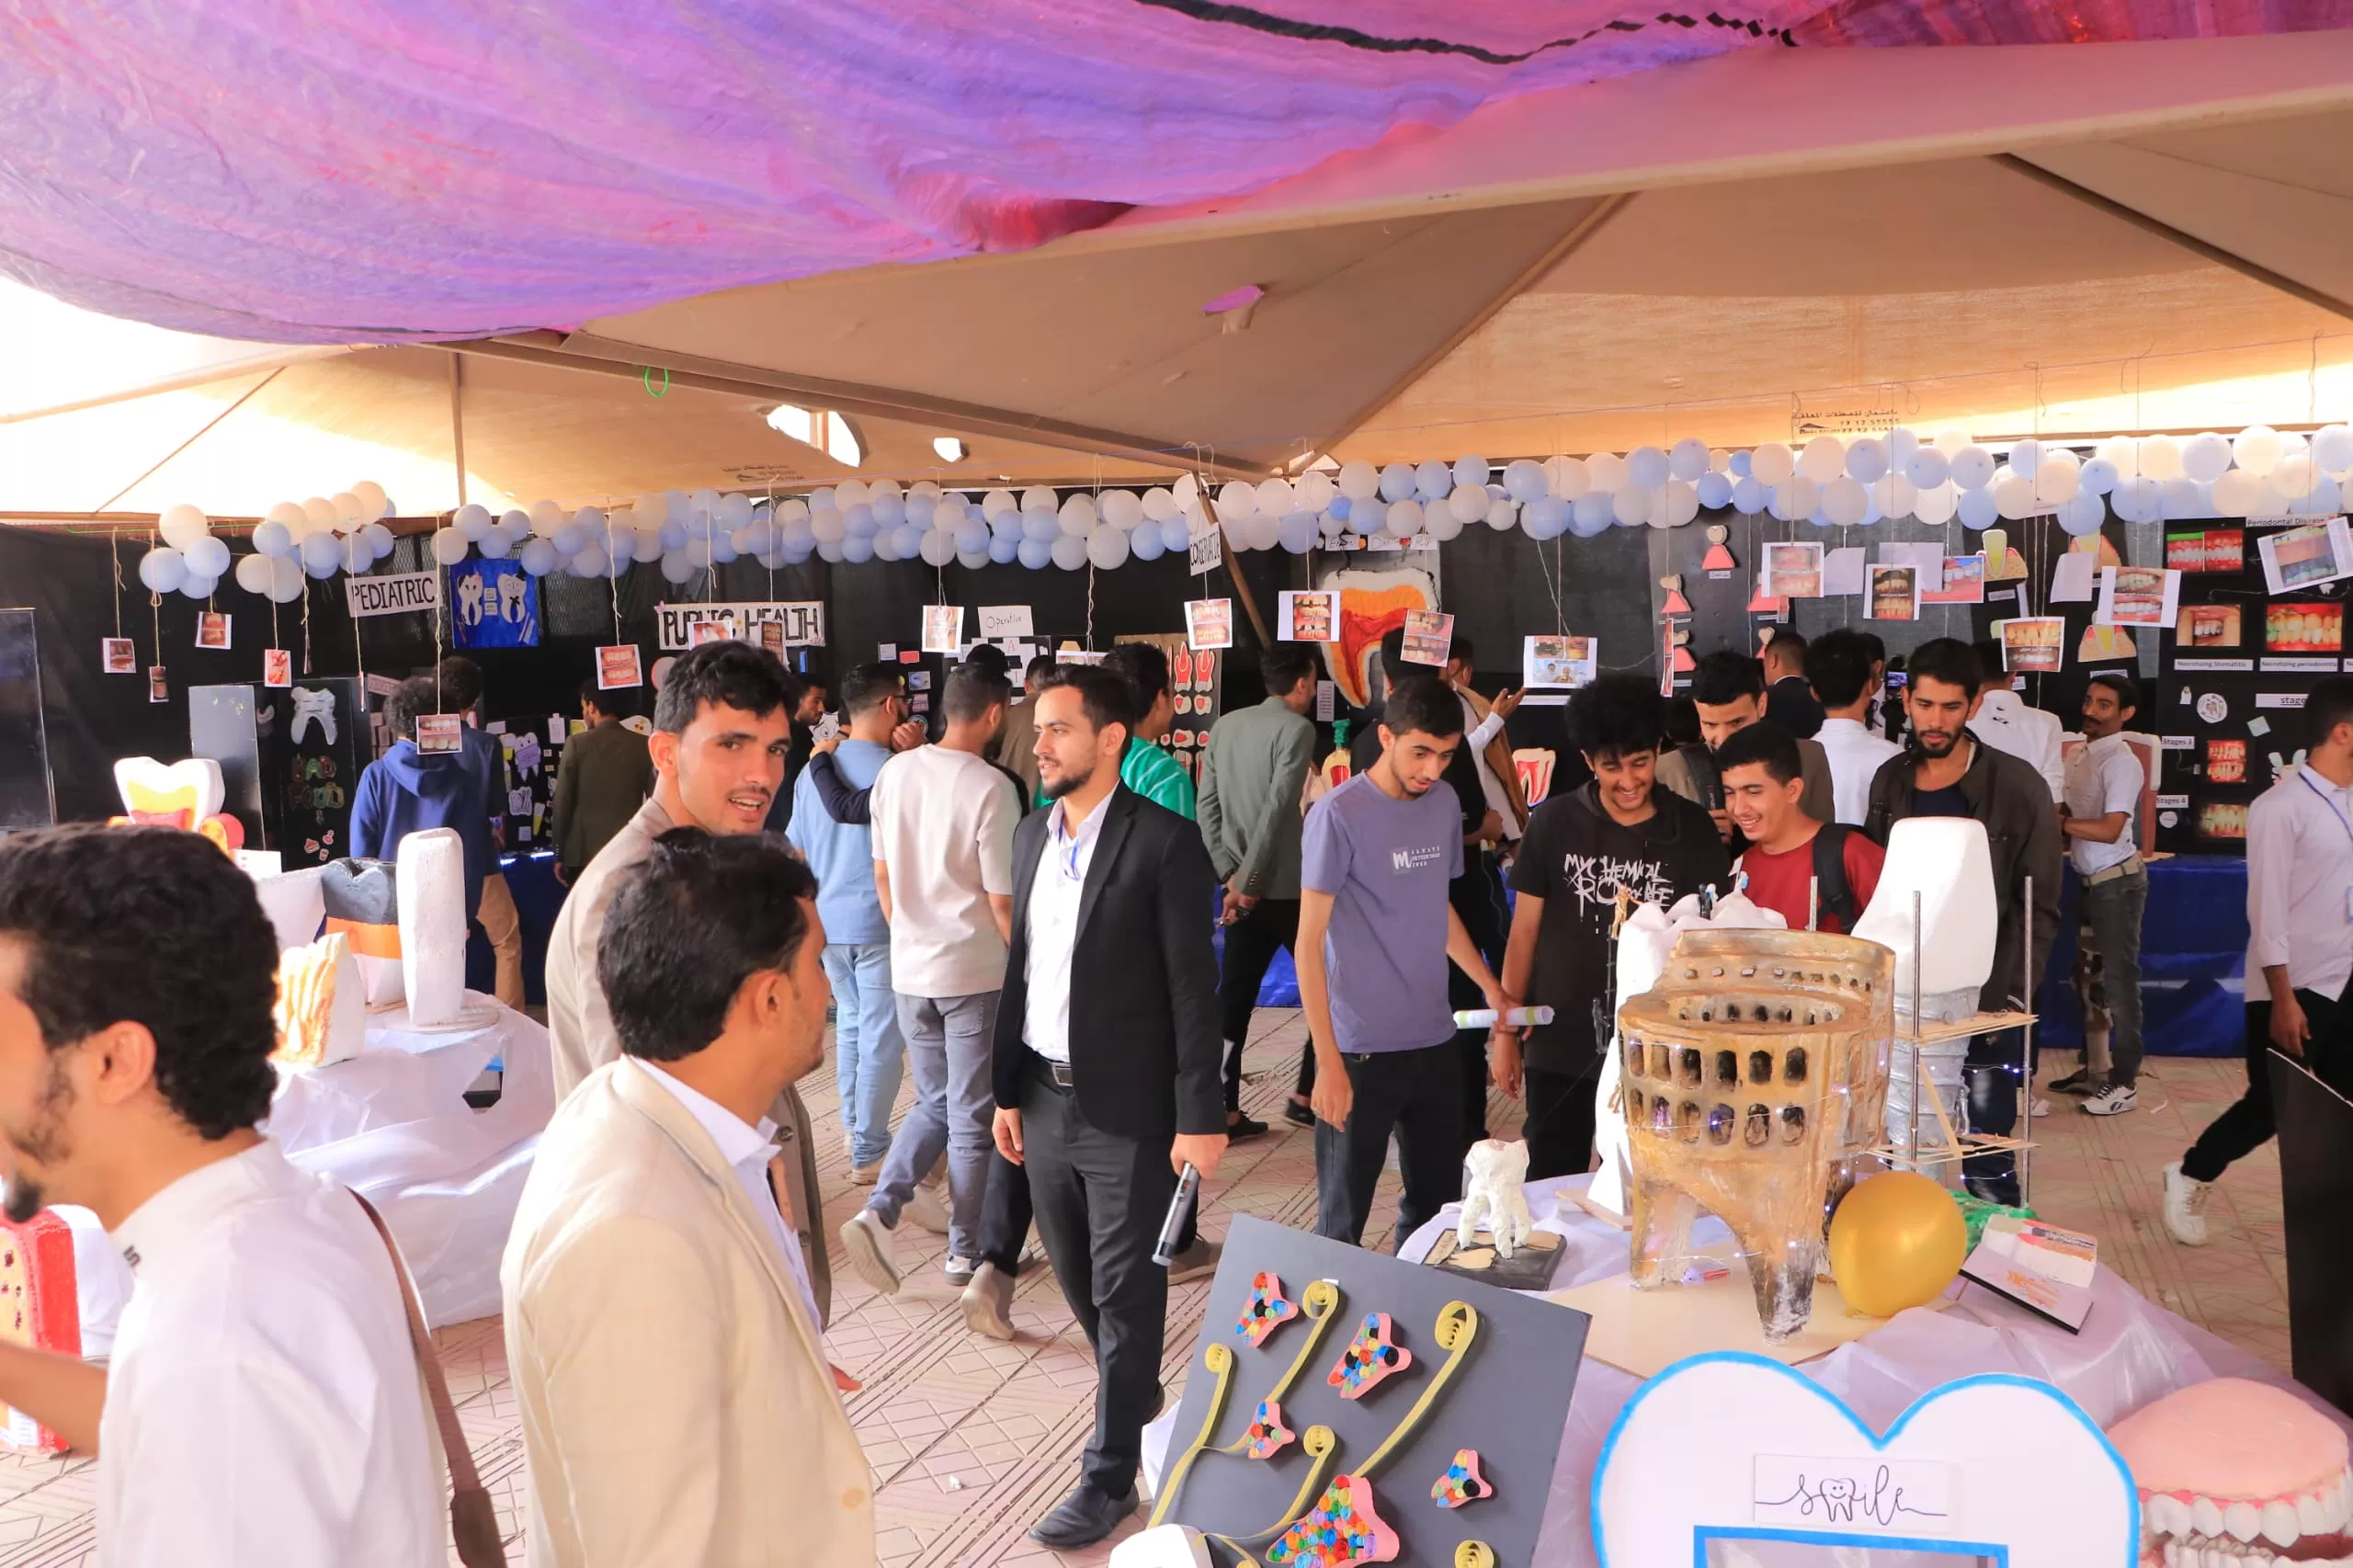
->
[1235,1270,1299,1347]
[1430,1449,1493,1508]
[1242,1399,1295,1460]
[1326,1312,1412,1399]
[1265,1473,1399,1567]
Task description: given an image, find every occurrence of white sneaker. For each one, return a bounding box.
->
[2162,1162,2212,1246]
[943,1255,978,1287]
[841,1209,903,1294]
[904,1179,951,1235]
[2082,1084,2138,1117]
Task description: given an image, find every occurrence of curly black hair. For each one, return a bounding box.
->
[1567,672,1666,762]
[598,829,819,1063]
[653,641,798,736]
[0,825,279,1139]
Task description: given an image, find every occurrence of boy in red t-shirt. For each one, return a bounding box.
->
[1716,720,1884,934]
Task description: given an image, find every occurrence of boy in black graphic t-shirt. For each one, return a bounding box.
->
[1494,676,1731,1179]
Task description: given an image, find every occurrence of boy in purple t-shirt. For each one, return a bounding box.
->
[1297,675,1510,1249]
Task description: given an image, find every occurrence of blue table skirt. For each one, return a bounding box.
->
[2034,853,2245,1058]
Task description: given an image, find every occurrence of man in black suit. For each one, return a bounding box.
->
[990,665,1227,1549]
[1763,630,1825,739]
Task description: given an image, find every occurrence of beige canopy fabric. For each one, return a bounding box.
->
[10,31,2353,517]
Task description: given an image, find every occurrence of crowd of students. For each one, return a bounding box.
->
[0,622,2344,1566]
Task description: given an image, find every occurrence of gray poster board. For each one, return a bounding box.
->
[1158,1214,1589,1567]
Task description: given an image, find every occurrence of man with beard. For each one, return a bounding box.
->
[991,666,1224,1548]
[1491,675,1730,1178]
[547,641,832,1320]
[0,826,441,1565]
[1864,637,2061,1206]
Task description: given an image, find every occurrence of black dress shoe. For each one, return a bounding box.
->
[1282,1099,1316,1130]
[1028,1483,1138,1549]
[1226,1113,1270,1141]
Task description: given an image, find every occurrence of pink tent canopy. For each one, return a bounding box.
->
[0,0,2332,343]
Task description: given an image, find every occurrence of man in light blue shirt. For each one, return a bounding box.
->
[787,662,908,1180]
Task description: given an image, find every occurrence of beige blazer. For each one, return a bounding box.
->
[544,795,830,1321]
[502,1061,875,1568]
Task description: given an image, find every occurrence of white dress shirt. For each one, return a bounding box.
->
[100,1139,442,1568]
[2063,732,2144,876]
[2247,766,2353,1002]
[1970,687,2066,801]
[629,1057,820,1331]
[1022,796,1109,1063]
[1813,716,1903,826]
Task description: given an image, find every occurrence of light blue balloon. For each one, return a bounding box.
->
[1668,438,1710,482]
[1130,525,1166,562]
[841,533,874,563]
[251,520,293,558]
[1378,463,1416,503]
[1017,535,1054,569]
[2056,492,2107,535]
[1160,512,1189,552]
[1956,485,1999,530]
[1523,495,1568,540]
[551,523,583,556]
[782,538,814,565]
[710,532,739,564]
[872,494,907,528]
[1627,446,1669,489]
[1809,507,1836,529]
[987,506,1021,540]
[842,504,878,539]
[1023,509,1060,542]
[1501,459,1547,503]
[1569,491,1614,537]
[1452,454,1488,490]
[660,519,688,551]
[519,539,558,576]
[2077,458,2120,496]
[1731,476,1768,515]
[1845,437,1890,484]
[988,532,1020,564]
[904,494,936,528]
[1729,449,1753,478]
[299,529,344,575]
[1352,496,1387,536]
[898,525,927,558]
[954,517,989,552]
[1327,494,1352,522]
[1415,460,1453,501]
[1695,472,1733,509]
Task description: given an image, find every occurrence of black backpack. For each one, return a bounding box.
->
[1808,824,1859,931]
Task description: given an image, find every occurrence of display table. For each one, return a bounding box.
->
[1146,1174,2345,1568]
[62,994,551,1343]
[2036,853,2249,1058]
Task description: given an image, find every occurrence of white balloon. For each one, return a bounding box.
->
[2035,454,2080,506]
[2180,432,2234,483]
[1797,436,1845,483]
[1867,473,1915,519]
[1086,526,1131,570]
[261,554,305,601]
[1546,456,1590,500]
[1016,485,1053,517]
[1668,438,1710,482]
[2007,438,2042,477]
[1059,494,1098,538]
[1750,442,1796,484]
[300,529,344,577]
[1932,428,1972,456]
[2294,474,2343,517]
[184,534,231,579]
[1051,532,1089,570]
[1820,476,1870,528]
[233,551,275,595]
[1887,427,1920,466]
[1336,460,1380,500]
[353,480,391,519]
[1101,490,1144,529]
[2234,426,2284,477]
[1768,476,1820,522]
[517,538,557,576]
[478,526,514,560]
[920,528,958,568]
[177,570,219,600]
[1448,483,1487,524]
[2271,454,2316,500]
[1611,487,1654,528]
[2311,424,2353,475]
[1217,482,1257,522]
[159,502,210,549]
[1992,471,2038,520]
[1586,452,1629,493]
[1386,497,1424,537]
[266,500,308,532]
[660,550,697,584]
[1141,487,1177,522]
[138,547,188,595]
[566,541,608,578]
[1294,471,1335,512]
[1913,481,1958,526]
[868,527,901,562]
[2137,435,2182,482]
[1626,446,1669,490]
[1256,478,1294,517]
[1660,479,1700,528]
[1844,437,1889,484]
[2159,477,2207,520]
[1902,447,1949,490]
[1171,473,1200,508]
[430,528,470,565]
[1483,497,1518,533]
[1708,448,1733,473]
[983,488,1018,518]
[453,503,492,540]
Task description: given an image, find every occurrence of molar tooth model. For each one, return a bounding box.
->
[290,686,338,744]
[1616,929,1893,1342]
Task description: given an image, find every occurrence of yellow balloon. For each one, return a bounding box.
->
[1828,1172,1967,1318]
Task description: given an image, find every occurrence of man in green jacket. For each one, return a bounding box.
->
[1103,642,1196,818]
[553,682,654,881]
[1199,645,1319,1137]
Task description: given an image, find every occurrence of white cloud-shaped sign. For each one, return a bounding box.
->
[1593,1353,2138,1567]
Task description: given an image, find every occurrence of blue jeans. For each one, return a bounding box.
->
[822,943,905,1169]
[869,990,1000,1262]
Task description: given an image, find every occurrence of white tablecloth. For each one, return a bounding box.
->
[63,994,551,1341]
[1144,1176,2347,1568]
[1399,1176,2347,1568]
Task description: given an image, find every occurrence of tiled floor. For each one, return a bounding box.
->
[0,1014,2290,1567]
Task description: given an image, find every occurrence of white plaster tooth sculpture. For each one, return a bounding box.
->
[245,863,328,952]
[1457,1138,1533,1258]
[394,828,466,1026]
[270,931,363,1068]
[111,756,226,822]
[289,686,337,744]
[1849,816,1999,1152]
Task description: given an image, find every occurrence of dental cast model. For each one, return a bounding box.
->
[290,687,337,745]
[395,828,467,1026]
[2108,1379,2351,1568]
[1455,1140,1533,1260]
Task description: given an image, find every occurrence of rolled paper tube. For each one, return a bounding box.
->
[1452,1006,1554,1028]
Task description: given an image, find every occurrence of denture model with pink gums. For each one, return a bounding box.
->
[2108,1379,2352,1568]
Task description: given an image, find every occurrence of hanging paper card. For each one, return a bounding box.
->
[1876,541,1945,591]
[449,559,539,648]
[922,604,964,653]
[1523,634,1595,689]
[2049,551,2097,603]
[688,618,731,648]
[147,665,167,703]
[2256,517,2353,595]
[101,639,135,675]
[195,611,232,650]
[1922,554,1985,605]
[1186,599,1233,651]
[596,644,642,690]
[1279,591,1336,643]
[2176,604,2242,647]
[977,605,1034,638]
[1188,511,1222,577]
[1762,541,1823,599]
[262,649,292,687]
[345,570,440,619]
[1314,680,1336,722]
[1820,547,1868,597]
[2093,565,2180,629]
[1867,565,1918,621]
[414,714,463,755]
[1399,608,1451,666]
[1994,618,2064,674]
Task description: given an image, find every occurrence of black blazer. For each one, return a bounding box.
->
[991,784,1224,1142]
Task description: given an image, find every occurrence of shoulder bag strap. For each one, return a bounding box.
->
[348,1189,505,1568]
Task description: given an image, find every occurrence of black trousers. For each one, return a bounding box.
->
[1313,1041,1463,1251]
[1219,898,1301,1113]
[1962,1027,2029,1206]
[976,1148,1031,1276]
[2184,990,2353,1183]
[1447,855,1508,1149]
[1019,1063,1175,1498]
[1522,1063,1601,1182]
